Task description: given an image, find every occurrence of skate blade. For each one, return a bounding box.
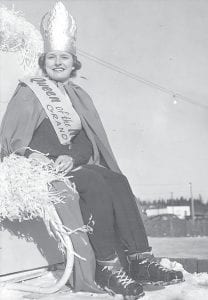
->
[141,278,184,287]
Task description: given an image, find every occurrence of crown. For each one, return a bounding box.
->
[40,1,77,55]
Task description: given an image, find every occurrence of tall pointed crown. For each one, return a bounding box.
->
[40,1,77,55]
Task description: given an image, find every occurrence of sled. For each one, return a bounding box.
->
[0,205,75,294]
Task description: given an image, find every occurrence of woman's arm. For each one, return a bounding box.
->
[0,84,44,158]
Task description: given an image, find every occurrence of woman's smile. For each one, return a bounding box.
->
[52,67,66,72]
[45,51,74,82]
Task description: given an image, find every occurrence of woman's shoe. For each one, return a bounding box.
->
[129,254,184,285]
[95,257,145,299]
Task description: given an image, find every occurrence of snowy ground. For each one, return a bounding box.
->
[0,259,208,300]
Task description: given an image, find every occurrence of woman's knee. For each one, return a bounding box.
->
[71,166,107,192]
[108,172,129,185]
[88,165,128,183]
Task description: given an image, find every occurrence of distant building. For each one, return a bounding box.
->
[146,205,191,219]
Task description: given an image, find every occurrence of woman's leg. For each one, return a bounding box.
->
[83,165,150,255]
[82,166,183,284]
[70,166,145,297]
[75,165,183,285]
[69,166,117,260]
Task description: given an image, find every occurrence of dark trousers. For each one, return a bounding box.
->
[70,165,150,260]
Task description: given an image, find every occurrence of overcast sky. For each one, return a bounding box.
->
[1,0,208,201]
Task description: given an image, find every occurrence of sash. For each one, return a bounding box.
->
[20,77,80,145]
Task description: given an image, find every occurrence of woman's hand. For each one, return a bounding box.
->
[54,155,74,174]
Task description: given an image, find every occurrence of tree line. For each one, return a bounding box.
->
[139,195,208,210]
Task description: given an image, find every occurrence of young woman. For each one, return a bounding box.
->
[0,2,183,299]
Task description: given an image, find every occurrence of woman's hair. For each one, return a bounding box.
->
[38,53,82,78]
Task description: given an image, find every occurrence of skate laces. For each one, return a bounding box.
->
[113,269,135,288]
[148,261,170,272]
[102,266,135,288]
[140,258,171,279]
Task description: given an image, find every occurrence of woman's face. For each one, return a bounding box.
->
[45,51,74,83]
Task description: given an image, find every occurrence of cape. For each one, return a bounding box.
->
[0,78,121,174]
[0,78,122,292]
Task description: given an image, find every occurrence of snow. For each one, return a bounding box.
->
[0,259,207,300]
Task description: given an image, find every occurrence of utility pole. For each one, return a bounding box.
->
[189,182,195,222]
[170,192,174,214]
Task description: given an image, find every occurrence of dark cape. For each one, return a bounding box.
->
[0,78,122,292]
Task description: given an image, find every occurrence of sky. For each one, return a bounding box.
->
[1,0,208,201]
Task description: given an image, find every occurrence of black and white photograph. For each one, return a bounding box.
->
[0,0,208,299]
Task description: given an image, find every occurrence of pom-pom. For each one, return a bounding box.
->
[0,154,74,222]
[0,5,43,74]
